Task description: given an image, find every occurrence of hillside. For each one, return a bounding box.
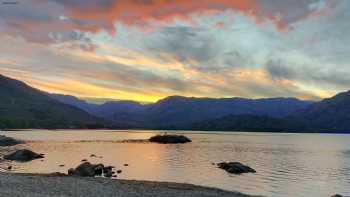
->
[0,75,104,129]
[290,90,350,132]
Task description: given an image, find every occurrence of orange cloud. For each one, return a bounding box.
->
[64,0,257,34]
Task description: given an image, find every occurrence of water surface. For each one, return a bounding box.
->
[1,130,349,197]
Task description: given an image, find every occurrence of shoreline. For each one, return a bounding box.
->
[0,172,260,197]
[2,128,350,135]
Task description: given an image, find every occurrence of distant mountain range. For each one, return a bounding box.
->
[50,93,313,129]
[3,73,350,132]
[0,75,105,129]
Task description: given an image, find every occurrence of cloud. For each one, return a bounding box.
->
[0,0,348,102]
[0,0,330,47]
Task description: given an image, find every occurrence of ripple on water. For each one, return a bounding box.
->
[1,130,350,197]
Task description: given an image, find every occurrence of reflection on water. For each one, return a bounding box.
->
[1,130,350,197]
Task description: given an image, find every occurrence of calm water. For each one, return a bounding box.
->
[1,130,350,197]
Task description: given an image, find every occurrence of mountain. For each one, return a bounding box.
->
[49,94,144,123]
[139,96,312,128]
[0,74,104,129]
[190,114,305,132]
[191,90,350,133]
[290,90,350,132]
[51,94,313,129]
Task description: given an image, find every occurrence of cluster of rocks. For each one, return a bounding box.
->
[0,135,23,147]
[217,162,256,174]
[149,134,192,144]
[3,149,44,162]
[68,162,122,178]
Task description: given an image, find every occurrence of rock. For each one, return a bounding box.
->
[217,162,256,174]
[59,164,65,167]
[7,166,12,170]
[68,168,74,175]
[116,170,122,174]
[94,164,104,176]
[149,134,192,144]
[102,166,114,178]
[0,135,22,146]
[331,195,343,197]
[81,159,87,162]
[68,163,118,178]
[71,162,96,177]
[104,170,113,178]
[124,164,129,166]
[3,149,44,162]
[90,154,96,158]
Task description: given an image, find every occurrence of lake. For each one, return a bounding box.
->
[1,130,349,197]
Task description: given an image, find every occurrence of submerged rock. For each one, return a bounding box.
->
[217,162,256,174]
[0,135,22,146]
[149,134,192,144]
[4,149,44,162]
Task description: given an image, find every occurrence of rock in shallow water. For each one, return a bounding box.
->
[68,163,116,178]
[149,135,192,144]
[71,162,96,177]
[217,162,256,174]
[0,135,22,146]
[3,149,44,162]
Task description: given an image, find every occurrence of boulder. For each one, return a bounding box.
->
[149,134,191,144]
[331,195,343,197]
[0,135,22,146]
[68,163,116,178]
[217,162,256,174]
[94,164,104,176]
[68,168,74,175]
[4,149,44,162]
[70,162,96,177]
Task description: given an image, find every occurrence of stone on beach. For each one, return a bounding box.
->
[149,134,192,144]
[217,162,256,174]
[0,135,22,146]
[3,149,44,162]
[70,162,96,177]
[68,162,116,178]
[94,164,104,176]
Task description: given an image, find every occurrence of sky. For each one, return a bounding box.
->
[0,0,349,103]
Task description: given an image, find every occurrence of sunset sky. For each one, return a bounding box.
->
[0,0,349,102]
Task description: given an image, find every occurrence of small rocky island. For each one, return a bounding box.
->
[149,134,192,144]
[217,162,256,174]
[0,135,23,146]
[4,149,44,162]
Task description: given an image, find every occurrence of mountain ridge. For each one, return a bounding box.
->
[0,74,105,129]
